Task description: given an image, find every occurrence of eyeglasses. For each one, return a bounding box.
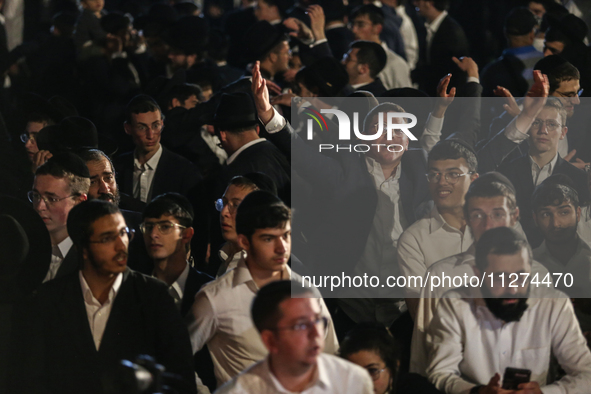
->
[366,366,387,381]
[468,211,508,224]
[88,227,134,244]
[139,221,186,235]
[28,191,76,206]
[132,121,164,135]
[425,171,473,184]
[274,317,328,333]
[531,119,562,131]
[554,89,583,98]
[20,132,38,144]
[215,198,240,213]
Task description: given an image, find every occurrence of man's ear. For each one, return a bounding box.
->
[171,98,182,109]
[76,194,88,204]
[124,122,133,136]
[260,330,276,353]
[373,24,383,36]
[255,124,260,136]
[358,62,369,76]
[183,227,195,243]
[560,126,568,140]
[577,206,582,222]
[219,130,228,143]
[237,234,250,251]
[470,173,479,183]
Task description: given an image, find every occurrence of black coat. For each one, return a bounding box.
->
[11,269,197,394]
[499,154,591,248]
[114,146,202,203]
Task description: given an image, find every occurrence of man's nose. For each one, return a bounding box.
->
[98,179,110,193]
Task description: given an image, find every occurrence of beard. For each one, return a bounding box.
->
[97,189,121,206]
[545,223,578,244]
[481,285,529,323]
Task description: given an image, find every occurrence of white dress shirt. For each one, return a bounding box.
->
[427,286,591,394]
[533,237,591,296]
[186,258,339,388]
[133,144,163,202]
[378,42,412,90]
[397,205,473,296]
[226,138,266,165]
[215,354,373,394]
[577,206,591,245]
[155,262,190,310]
[530,153,559,187]
[410,231,552,376]
[216,244,246,277]
[79,271,123,350]
[43,236,73,283]
[396,4,419,70]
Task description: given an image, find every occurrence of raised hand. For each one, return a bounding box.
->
[452,56,478,79]
[493,86,521,117]
[251,61,274,125]
[432,73,456,118]
[522,70,549,120]
[307,5,326,42]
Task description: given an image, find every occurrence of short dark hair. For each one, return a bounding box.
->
[351,4,384,26]
[166,83,203,108]
[431,0,449,11]
[548,63,580,94]
[339,323,400,381]
[532,182,579,213]
[235,191,291,239]
[428,139,478,173]
[143,192,194,228]
[350,41,387,79]
[26,112,54,126]
[474,227,532,272]
[67,200,122,248]
[230,173,278,196]
[464,175,517,218]
[251,280,315,332]
[125,95,162,124]
[78,149,115,173]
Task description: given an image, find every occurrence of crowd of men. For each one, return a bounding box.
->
[2,0,591,393]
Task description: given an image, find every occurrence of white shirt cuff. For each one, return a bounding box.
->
[424,113,444,135]
[467,76,480,84]
[264,107,287,134]
[504,117,529,143]
[311,38,328,47]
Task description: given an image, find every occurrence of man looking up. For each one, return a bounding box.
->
[30,153,89,282]
[217,280,373,394]
[187,191,338,388]
[341,40,388,96]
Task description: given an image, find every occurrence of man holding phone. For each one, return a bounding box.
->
[426,227,591,394]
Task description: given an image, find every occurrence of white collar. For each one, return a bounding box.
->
[425,10,447,33]
[170,261,190,299]
[226,138,266,165]
[57,236,73,258]
[79,271,123,305]
[265,355,330,392]
[529,152,559,171]
[134,144,163,170]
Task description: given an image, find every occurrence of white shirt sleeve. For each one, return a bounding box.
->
[186,290,218,354]
[426,297,478,394]
[263,107,287,134]
[420,113,444,153]
[503,115,530,143]
[397,230,427,296]
[543,298,591,394]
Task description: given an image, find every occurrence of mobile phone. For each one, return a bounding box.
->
[502,367,531,390]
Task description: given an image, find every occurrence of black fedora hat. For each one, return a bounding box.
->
[214,92,258,131]
[0,195,52,302]
[243,21,287,63]
[164,15,209,55]
[22,93,78,123]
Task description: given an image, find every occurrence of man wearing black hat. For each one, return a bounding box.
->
[213,91,290,203]
[243,21,291,82]
[114,94,202,204]
[480,7,544,98]
[30,152,90,282]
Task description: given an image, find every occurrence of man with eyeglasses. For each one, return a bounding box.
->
[398,139,479,317]
[216,280,372,394]
[499,97,590,248]
[30,152,90,282]
[11,200,197,393]
[114,94,202,203]
[187,191,338,389]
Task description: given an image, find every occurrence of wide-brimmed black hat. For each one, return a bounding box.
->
[243,21,287,63]
[299,57,349,97]
[214,92,258,131]
[0,195,52,302]
[37,116,118,156]
[22,93,78,123]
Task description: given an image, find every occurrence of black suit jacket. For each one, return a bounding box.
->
[413,15,469,96]
[114,146,202,202]
[11,269,197,394]
[355,78,388,97]
[499,154,591,248]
